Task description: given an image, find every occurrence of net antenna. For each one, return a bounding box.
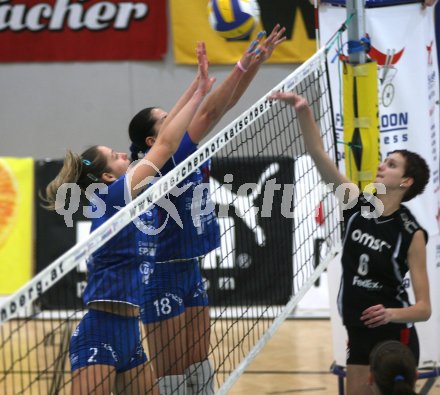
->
[1,45,341,394]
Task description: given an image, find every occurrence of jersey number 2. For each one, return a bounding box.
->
[88,347,98,363]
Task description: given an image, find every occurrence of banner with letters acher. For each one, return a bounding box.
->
[170,0,316,64]
[319,2,440,236]
[0,0,167,62]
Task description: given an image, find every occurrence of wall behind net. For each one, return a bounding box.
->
[0,47,341,395]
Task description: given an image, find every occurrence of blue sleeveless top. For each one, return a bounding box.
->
[145,132,220,262]
[83,175,156,306]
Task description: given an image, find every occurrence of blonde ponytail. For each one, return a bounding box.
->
[40,150,83,210]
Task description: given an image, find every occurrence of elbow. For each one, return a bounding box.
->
[202,107,222,124]
[156,137,178,158]
[226,96,238,111]
[306,146,327,163]
[307,146,322,158]
[423,305,432,321]
[417,302,431,322]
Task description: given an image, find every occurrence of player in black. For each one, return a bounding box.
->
[268,91,431,395]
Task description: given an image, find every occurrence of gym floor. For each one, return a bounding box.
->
[229,319,440,395]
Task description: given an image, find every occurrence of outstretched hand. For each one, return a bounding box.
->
[255,24,287,64]
[238,25,287,71]
[196,42,216,96]
[238,30,267,71]
[267,91,309,112]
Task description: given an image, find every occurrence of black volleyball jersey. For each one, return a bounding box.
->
[338,194,428,327]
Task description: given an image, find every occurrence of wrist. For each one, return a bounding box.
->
[193,89,206,101]
[296,104,310,114]
[386,308,396,323]
[236,60,248,73]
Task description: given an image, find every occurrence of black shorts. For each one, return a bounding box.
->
[346,324,419,365]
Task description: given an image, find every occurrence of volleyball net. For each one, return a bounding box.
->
[0,46,341,394]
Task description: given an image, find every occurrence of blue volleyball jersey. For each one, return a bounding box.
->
[145,132,220,262]
[83,175,156,307]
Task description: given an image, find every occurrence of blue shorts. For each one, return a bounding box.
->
[69,309,147,372]
[140,258,209,324]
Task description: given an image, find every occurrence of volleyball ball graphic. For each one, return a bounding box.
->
[208,0,260,41]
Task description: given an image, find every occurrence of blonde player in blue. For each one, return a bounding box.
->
[129,26,286,395]
[42,43,215,395]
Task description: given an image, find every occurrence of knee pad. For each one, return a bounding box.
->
[158,374,187,395]
[185,359,215,395]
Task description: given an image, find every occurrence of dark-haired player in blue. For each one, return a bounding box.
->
[269,91,431,395]
[42,43,215,395]
[129,26,286,395]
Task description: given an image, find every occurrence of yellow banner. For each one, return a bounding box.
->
[0,158,34,294]
[171,0,316,64]
[343,61,380,190]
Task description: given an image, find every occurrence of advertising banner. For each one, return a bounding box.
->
[320,3,440,236]
[170,0,316,64]
[0,158,33,294]
[0,0,167,62]
[204,156,294,306]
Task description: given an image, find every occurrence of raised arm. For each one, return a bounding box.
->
[128,43,215,196]
[161,44,208,128]
[187,26,286,144]
[268,91,359,198]
[226,25,286,110]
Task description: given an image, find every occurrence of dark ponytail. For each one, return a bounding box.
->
[370,341,418,395]
[128,107,157,161]
[129,143,144,161]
